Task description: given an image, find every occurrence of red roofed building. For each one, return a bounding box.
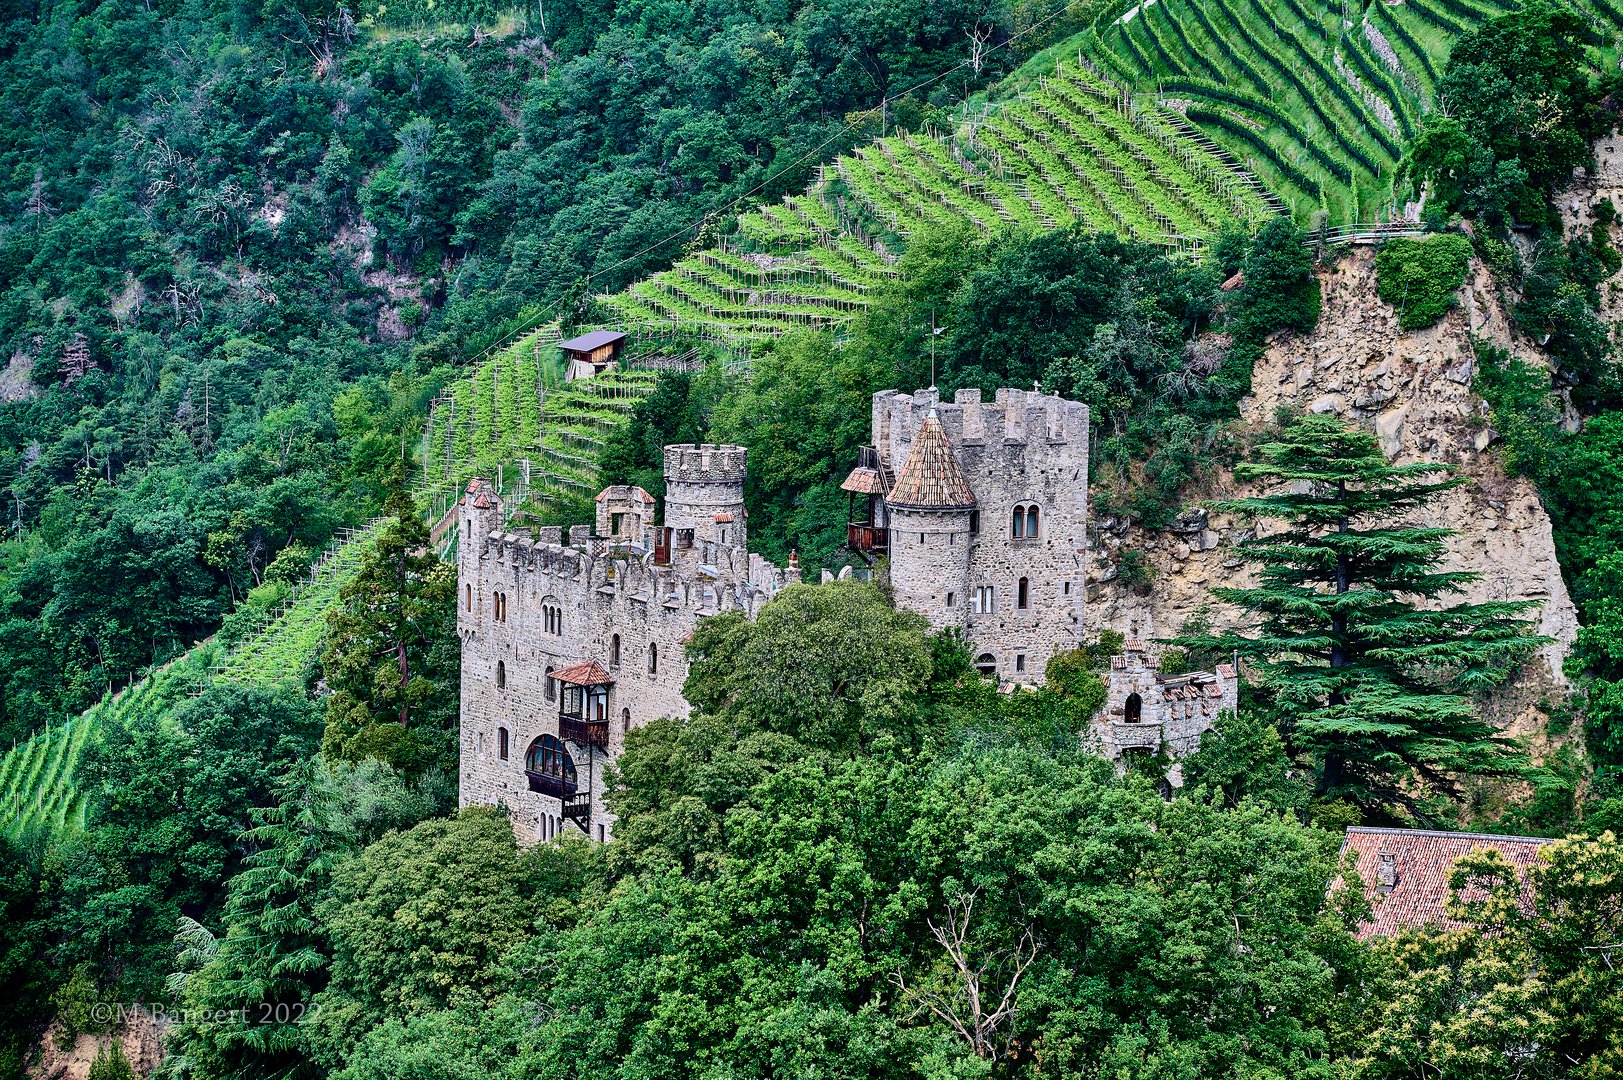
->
[1338,826,1553,939]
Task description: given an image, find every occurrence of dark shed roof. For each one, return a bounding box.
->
[558,330,626,354]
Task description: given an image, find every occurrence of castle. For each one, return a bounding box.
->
[457,386,1229,842]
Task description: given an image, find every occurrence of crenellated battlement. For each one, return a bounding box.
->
[873,388,1088,474]
[663,443,748,484]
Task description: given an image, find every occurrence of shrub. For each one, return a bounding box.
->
[1375,234,1473,329]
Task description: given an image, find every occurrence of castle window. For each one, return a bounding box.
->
[496,660,506,688]
[498,726,509,760]
[946,591,955,608]
[611,634,621,669]
[1017,577,1029,609]
[1063,581,1071,596]
[621,708,631,735]
[1015,654,1026,673]
[541,597,562,636]
[1011,503,1040,539]
[975,653,997,678]
[466,584,472,612]
[919,532,925,545]
[648,642,658,675]
[1125,692,1143,724]
[972,585,995,614]
[969,510,980,535]
[545,666,556,703]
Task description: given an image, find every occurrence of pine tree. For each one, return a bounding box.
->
[321,463,459,773]
[1181,414,1545,815]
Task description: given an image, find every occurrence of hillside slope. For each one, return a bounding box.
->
[1088,248,1579,683]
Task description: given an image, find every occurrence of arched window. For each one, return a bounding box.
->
[648,642,659,675]
[541,597,561,636]
[497,726,509,760]
[1011,503,1041,539]
[621,707,631,735]
[496,660,506,688]
[1125,692,1143,724]
[975,653,997,678]
[525,734,576,791]
[611,634,621,669]
[545,665,556,702]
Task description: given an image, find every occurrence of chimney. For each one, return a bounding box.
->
[1377,852,1399,892]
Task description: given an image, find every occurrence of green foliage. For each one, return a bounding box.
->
[1471,341,1564,481]
[1374,235,1474,330]
[1351,833,1623,1076]
[167,758,447,1080]
[0,836,51,1079]
[306,809,541,1071]
[1401,2,1600,228]
[85,1042,134,1080]
[321,485,459,774]
[1179,414,1545,817]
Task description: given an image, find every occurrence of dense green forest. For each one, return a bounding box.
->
[0,0,1075,743]
[2,0,1623,1075]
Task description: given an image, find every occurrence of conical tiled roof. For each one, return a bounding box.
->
[887,414,975,510]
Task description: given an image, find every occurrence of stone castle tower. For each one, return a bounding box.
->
[457,383,1230,843]
[844,387,1090,683]
[455,443,799,845]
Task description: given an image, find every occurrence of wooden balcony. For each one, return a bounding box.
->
[559,712,609,750]
[561,793,592,827]
[526,769,577,798]
[847,522,889,553]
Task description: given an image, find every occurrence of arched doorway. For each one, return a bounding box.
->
[1124,692,1143,724]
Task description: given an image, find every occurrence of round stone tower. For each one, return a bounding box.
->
[662,443,748,549]
[884,413,974,632]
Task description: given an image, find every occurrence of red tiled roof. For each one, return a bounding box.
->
[551,659,614,686]
[840,466,887,495]
[887,414,975,510]
[1337,826,1552,939]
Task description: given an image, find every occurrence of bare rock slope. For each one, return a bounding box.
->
[1089,247,1578,685]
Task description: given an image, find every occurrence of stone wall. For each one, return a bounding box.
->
[456,471,797,844]
[877,387,1090,681]
[1089,641,1238,779]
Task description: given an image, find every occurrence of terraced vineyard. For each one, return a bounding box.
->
[0,521,391,839]
[1087,0,1621,221]
[598,61,1275,347]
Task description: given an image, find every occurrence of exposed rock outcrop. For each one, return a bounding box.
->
[1089,247,1579,685]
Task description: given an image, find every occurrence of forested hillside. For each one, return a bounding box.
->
[4,0,1623,1076]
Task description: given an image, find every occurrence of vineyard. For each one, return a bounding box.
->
[596,61,1275,348]
[0,521,392,839]
[1086,0,1617,221]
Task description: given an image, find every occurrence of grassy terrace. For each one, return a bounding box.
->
[597,60,1271,347]
[1081,0,1612,223]
[0,520,390,840]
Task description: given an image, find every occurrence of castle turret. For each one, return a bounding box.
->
[884,410,975,632]
[663,443,747,550]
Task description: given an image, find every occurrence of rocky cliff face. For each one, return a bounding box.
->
[1088,246,1579,686]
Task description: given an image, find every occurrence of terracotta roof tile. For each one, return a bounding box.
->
[551,659,614,686]
[840,466,888,495]
[1337,826,1552,939]
[887,415,975,510]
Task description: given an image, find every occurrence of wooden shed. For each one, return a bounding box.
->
[559,330,627,380]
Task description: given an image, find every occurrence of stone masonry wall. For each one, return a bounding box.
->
[878,387,1090,682]
[457,476,793,844]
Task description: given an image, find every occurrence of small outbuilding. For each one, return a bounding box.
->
[559,329,627,380]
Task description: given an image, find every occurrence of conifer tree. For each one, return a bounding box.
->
[321,463,458,772]
[1181,414,1544,814]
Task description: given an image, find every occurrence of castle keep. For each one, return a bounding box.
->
[458,386,1230,842]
